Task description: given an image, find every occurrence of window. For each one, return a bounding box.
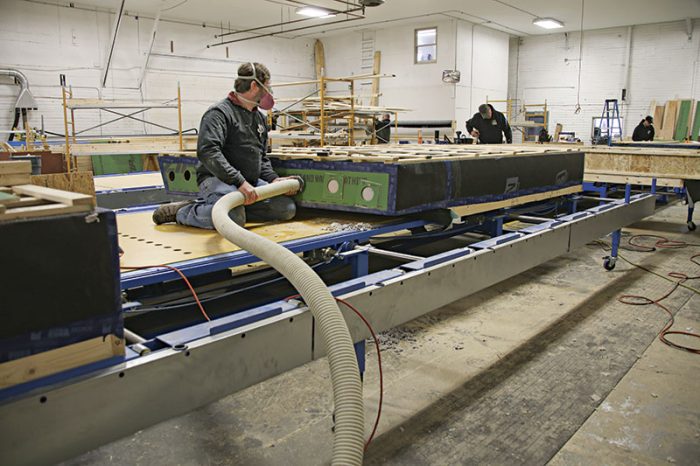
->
[415,27,437,64]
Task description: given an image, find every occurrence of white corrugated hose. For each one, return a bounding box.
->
[212,178,365,465]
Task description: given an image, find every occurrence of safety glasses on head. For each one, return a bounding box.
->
[236,62,275,110]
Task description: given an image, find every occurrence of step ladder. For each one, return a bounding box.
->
[595,99,622,146]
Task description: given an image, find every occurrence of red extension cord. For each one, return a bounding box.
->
[614,234,700,355]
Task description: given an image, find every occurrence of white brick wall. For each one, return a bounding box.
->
[0,1,315,140]
[509,20,700,143]
[321,18,510,126]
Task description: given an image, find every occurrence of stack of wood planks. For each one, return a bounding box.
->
[0,160,95,221]
[649,99,698,141]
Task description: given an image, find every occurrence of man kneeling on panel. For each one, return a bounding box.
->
[153,62,300,229]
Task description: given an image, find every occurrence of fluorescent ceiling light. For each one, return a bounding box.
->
[296,6,336,18]
[533,17,564,29]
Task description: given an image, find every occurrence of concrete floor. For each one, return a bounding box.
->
[67,202,700,465]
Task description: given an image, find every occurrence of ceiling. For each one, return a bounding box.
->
[45,0,700,39]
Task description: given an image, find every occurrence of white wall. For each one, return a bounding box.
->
[321,18,510,129]
[455,23,510,129]
[509,20,700,142]
[0,0,316,140]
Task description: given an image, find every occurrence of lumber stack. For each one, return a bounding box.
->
[649,99,697,141]
[0,161,95,221]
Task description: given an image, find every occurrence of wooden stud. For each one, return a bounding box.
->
[0,335,124,389]
[12,184,95,206]
[0,160,31,175]
[0,173,32,186]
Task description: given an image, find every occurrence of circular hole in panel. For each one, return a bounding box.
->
[184,170,192,181]
[327,179,340,194]
[168,171,175,182]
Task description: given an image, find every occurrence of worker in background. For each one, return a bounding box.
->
[152,62,301,229]
[632,115,654,141]
[375,113,392,144]
[466,103,512,144]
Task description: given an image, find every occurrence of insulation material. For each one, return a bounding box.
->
[269,146,585,215]
[0,210,122,363]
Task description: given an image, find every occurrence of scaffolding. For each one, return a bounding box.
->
[270,73,405,147]
[61,81,183,171]
[519,101,548,142]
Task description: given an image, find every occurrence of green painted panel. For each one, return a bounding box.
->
[691,102,700,141]
[91,154,144,175]
[673,99,693,141]
[159,157,199,194]
[276,167,390,210]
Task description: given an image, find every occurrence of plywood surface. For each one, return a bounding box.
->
[94,172,164,191]
[659,100,678,140]
[583,149,700,180]
[653,105,665,129]
[30,172,96,197]
[583,172,684,188]
[117,210,396,268]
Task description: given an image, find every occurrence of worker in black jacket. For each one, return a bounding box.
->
[466,103,512,144]
[632,115,654,141]
[152,62,301,228]
[375,113,392,144]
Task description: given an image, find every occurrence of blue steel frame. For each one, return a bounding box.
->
[7,190,643,399]
[583,177,693,227]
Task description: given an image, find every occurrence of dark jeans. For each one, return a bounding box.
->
[176,177,296,229]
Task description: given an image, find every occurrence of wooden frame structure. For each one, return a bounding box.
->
[61,82,184,172]
[271,73,405,147]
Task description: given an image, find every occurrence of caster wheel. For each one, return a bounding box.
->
[688,221,697,231]
[603,256,616,271]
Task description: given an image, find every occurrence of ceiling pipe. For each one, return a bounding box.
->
[209,10,365,46]
[101,0,127,88]
[138,5,163,89]
[0,69,38,110]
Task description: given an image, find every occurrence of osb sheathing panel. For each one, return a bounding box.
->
[584,149,700,179]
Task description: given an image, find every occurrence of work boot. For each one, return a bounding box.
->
[152,200,193,225]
